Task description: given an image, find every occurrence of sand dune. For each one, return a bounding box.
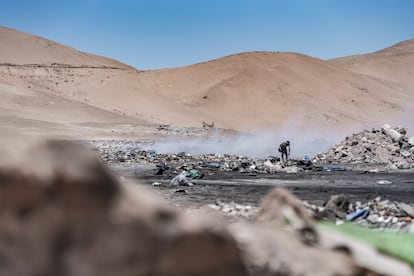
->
[1,26,413,140]
[134,51,411,132]
[329,39,414,89]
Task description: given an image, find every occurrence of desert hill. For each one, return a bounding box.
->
[0,26,133,69]
[132,51,411,132]
[0,27,149,140]
[329,39,414,89]
[1,26,413,140]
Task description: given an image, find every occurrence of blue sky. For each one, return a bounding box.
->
[1,0,414,70]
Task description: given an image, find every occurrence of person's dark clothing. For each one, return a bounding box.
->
[278,141,290,161]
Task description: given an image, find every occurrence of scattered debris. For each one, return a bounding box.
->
[202,120,214,129]
[312,195,414,232]
[376,179,392,185]
[186,169,204,179]
[346,208,370,221]
[169,171,194,186]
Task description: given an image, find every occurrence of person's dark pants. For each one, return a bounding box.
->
[281,149,288,162]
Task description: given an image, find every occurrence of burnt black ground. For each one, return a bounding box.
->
[112,165,414,209]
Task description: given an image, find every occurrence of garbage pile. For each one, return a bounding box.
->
[314,124,414,169]
[85,140,312,174]
[302,195,414,232]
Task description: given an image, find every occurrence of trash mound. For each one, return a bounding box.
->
[86,140,312,174]
[314,124,414,169]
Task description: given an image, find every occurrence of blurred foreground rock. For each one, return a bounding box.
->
[0,140,412,276]
[0,140,247,276]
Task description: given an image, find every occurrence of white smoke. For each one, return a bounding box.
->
[142,131,337,159]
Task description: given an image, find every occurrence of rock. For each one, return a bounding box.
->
[367,214,379,224]
[208,201,259,219]
[376,179,392,185]
[263,159,283,173]
[399,203,414,218]
[408,137,414,146]
[230,222,357,276]
[283,166,302,173]
[0,140,248,276]
[256,187,313,228]
[0,140,119,217]
[395,126,407,135]
[322,195,350,219]
[382,124,403,142]
[401,150,412,158]
[397,162,411,169]
[256,187,317,245]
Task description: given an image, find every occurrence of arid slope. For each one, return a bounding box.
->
[0,26,133,69]
[1,26,413,139]
[329,39,414,89]
[133,51,411,131]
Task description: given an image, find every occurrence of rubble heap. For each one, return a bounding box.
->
[314,124,414,169]
[85,140,311,174]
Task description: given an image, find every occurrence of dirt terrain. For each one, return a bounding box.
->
[117,165,414,210]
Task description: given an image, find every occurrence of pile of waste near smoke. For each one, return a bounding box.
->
[84,140,321,174]
[85,125,414,172]
[314,124,414,170]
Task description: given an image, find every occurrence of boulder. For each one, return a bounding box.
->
[0,140,247,276]
[263,160,283,173]
[322,194,350,219]
[382,124,403,142]
[408,137,414,146]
